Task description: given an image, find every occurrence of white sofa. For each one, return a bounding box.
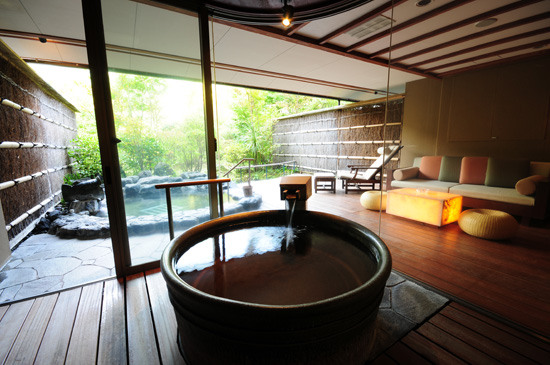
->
[388,156,550,221]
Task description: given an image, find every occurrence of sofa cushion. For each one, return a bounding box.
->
[418,156,442,180]
[394,167,419,181]
[485,158,530,188]
[391,179,459,193]
[459,157,488,185]
[515,175,545,196]
[450,184,535,206]
[438,156,462,182]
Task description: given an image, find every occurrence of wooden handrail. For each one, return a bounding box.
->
[155,178,231,240]
[155,178,230,189]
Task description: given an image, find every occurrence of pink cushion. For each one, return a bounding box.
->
[460,157,488,185]
[418,156,442,180]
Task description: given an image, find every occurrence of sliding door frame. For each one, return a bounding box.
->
[82,0,218,276]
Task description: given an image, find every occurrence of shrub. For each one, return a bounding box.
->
[154,162,175,176]
[67,134,102,183]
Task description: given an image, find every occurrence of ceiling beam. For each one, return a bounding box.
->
[393,12,550,63]
[408,27,550,69]
[285,22,309,36]
[422,40,550,73]
[345,0,476,52]
[136,0,438,79]
[370,0,545,58]
[317,0,407,45]
[217,20,438,79]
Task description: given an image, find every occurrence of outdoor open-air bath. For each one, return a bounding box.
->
[161,176,392,364]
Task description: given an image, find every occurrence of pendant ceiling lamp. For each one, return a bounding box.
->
[199,0,373,25]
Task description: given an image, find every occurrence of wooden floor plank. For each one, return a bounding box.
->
[126,272,161,365]
[145,269,185,365]
[34,288,82,365]
[417,322,501,365]
[65,281,104,365]
[429,311,539,365]
[379,220,550,305]
[381,228,550,333]
[279,188,550,337]
[449,303,550,351]
[0,300,34,364]
[97,278,127,365]
[441,305,550,363]
[383,341,431,364]
[4,294,58,364]
[0,305,7,321]
[401,331,466,365]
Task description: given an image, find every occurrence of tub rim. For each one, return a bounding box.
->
[161,209,392,311]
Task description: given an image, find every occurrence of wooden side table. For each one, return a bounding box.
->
[313,173,336,193]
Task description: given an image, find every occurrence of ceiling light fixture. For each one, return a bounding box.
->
[415,0,432,7]
[282,0,294,27]
[475,18,497,28]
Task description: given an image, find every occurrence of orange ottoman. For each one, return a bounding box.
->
[458,209,518,240]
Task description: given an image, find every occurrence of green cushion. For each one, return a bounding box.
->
[438,156,462,182]
[484,158,530,188]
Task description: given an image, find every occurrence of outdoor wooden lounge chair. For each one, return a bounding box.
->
[337,145,403,194]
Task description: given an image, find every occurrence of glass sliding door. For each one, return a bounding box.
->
[102,0,209,266]
[85,0,212,271]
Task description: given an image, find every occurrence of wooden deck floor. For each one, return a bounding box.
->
[1,184,549,363]
[374,302,550,365]
[1,269,548,364]
[303,189,550,339]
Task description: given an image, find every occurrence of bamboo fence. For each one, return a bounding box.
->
[1,42,77,244]
[273,96,403,174]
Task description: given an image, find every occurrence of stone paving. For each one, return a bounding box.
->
[368,271,449,360]
[0,234,115,303]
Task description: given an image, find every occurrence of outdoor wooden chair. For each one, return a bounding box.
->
[337,145,403,194]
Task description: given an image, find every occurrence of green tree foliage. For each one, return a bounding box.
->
[110,74,167,175]
[229,89,273,164]
[46,65,342,181]
[225,88,339,166]
[162,115,206,173]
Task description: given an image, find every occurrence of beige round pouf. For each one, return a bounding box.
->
[458,209,518,240]
[360,191,387,211]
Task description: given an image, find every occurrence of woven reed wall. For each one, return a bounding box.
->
[1,42,77,242]
[273,96,403,173]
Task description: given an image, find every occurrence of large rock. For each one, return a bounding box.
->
[62,177,104,202]
[32,217,51,234]
[49,213,110,239]
[187,172,208,180]
[127,215,168,235]
[237,195,263,210]
[139,176,182,185]
[69,199,102,215]
[139,184,162,198]
[121,176,139,187]
[138,170,152,178]
[124,183,141,198]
